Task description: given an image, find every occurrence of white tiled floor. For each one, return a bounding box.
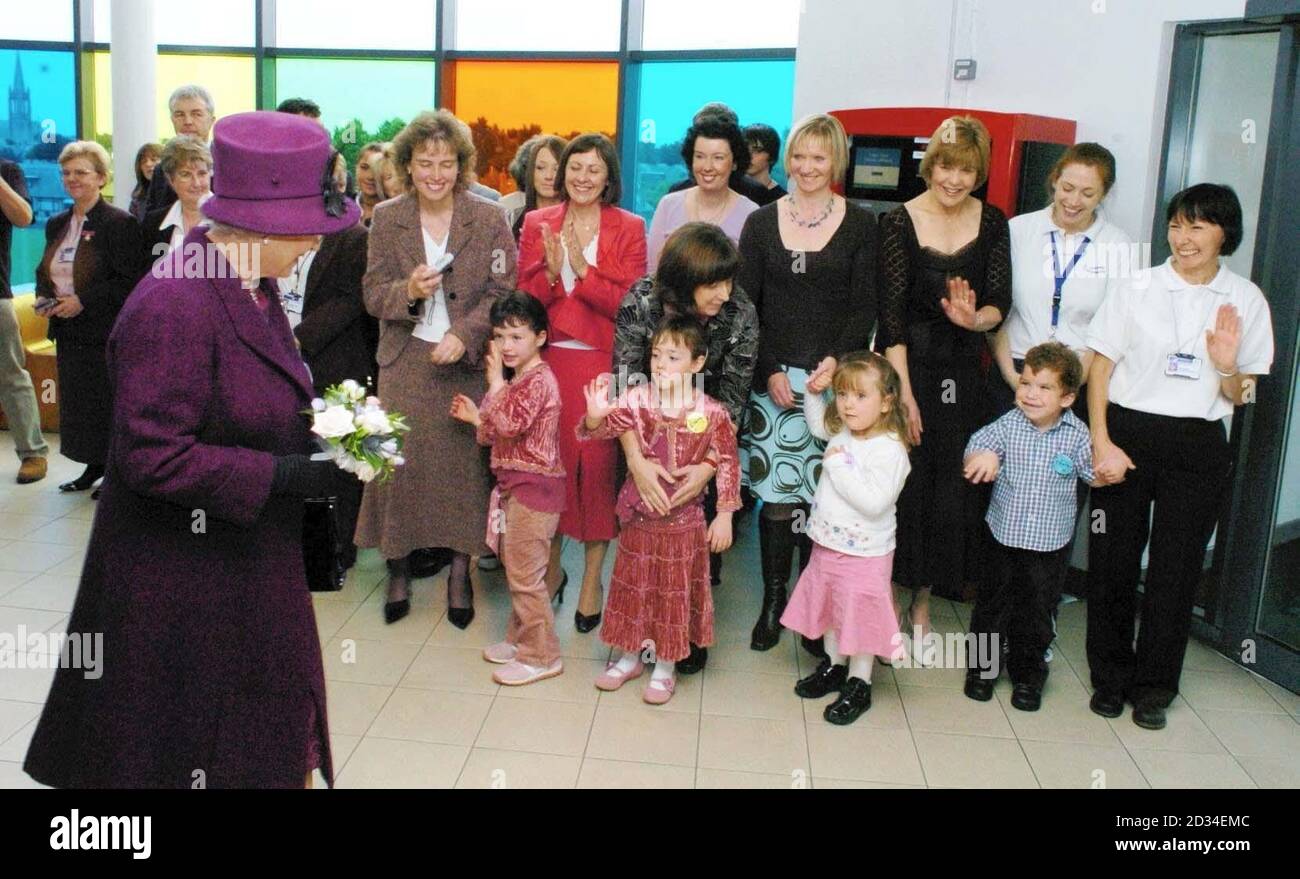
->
[0,432,1297,789]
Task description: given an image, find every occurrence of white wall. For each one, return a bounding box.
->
[794,0,1247,241]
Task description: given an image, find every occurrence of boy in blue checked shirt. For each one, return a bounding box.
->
[961,342,1098,711]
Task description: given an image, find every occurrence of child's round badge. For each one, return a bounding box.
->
[1051,453,1075,477]
[686,411,708,433]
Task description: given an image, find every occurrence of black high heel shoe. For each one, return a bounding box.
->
[552,572,569,607]
[384,595,411,625]
[59,466,103,493]
[574,609,601,633]
[446,579,475,630]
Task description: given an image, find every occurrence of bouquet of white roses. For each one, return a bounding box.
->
[307,380,410,484]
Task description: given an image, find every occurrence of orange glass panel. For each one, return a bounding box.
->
[449,61,618,194]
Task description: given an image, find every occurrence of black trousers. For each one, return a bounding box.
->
[1085,404,1230,705]
[969,534,1070,687]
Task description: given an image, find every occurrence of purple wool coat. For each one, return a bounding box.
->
[23,228,331,789]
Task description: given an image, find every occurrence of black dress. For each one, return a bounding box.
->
[877,202,1011,598]
[35,199,143,465]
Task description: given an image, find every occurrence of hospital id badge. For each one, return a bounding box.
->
[57,246,76,264]
[1166,352,1202,380]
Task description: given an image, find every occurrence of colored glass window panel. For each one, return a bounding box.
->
[86,51,256,145]
[450,61,618,195]
[627,59,794,221]
[455,0,621,52]
[275,0,438,51]
[272,57,437,169]
[0,49,77,291]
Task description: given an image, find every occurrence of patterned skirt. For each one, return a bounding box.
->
[600,504,712,663]
[740,366,826,504]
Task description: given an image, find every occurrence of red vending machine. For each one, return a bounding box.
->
[828,107,1076,218]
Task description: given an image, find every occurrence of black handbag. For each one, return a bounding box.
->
[303,496,346,592]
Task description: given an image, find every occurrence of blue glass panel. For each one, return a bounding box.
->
[0,49,76,292]
[625,59,795,222]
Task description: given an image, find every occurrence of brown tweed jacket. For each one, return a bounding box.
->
[363,190,517,369]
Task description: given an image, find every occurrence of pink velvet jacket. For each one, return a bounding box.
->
[576,383,741,524]
[476,361,565,478]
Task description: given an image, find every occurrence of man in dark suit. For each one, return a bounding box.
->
[142,84,216,214]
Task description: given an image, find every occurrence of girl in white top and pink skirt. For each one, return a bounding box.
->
[780,351,913,725]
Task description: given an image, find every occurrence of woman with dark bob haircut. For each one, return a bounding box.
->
[647,116,759,272]
[612,221,759,672]
[1083,182,1273,731]
[518,132,648,633]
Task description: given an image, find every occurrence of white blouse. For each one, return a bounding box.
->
[411,228,453,344]
[803,391,912,558]
[551,230,599,351]
[1086,259,1274,422]
[1005,207,1132,358]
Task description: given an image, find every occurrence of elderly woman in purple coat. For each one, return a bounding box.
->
[23,112,357,789]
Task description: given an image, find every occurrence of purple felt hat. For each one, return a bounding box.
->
[203,110,360,235]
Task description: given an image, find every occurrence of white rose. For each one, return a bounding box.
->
[355,460,378,483]
[310,398,327,412]
[356,409,392,435]
[311,405,355,439]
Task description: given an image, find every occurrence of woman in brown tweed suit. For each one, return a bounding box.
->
[356,110,518,627]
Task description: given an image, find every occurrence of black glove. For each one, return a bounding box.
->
[270,454,336,499]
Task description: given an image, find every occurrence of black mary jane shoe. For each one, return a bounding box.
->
[677,644,708,675]
[795,658,848,699]
[963,671,995,702]
[1132,700,1167,730]
[1010,683,1043,712]
[574,610,602,634]
[824,677,872,725]
[1089,690,1125,719]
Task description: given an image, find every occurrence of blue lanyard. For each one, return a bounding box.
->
[1049,231,1091,335]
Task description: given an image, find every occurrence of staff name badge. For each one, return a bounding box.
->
[57,246,76,264]
[1166,352,1202,380]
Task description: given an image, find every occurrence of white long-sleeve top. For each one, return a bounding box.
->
[803,390,912,558]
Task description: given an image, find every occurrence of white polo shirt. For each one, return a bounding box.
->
[1086,258,1274,421]
[1006,207,1132,358]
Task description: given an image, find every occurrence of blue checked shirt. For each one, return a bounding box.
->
[965,408,1096,552]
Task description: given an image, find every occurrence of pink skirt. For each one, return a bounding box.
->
[781,544,903,660]
[600,507,712,663]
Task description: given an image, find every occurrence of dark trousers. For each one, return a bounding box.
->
[969,535,1070,687]
[1086,404,1230,705]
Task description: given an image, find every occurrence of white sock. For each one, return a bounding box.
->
[848,654,874,683]
[610,651,640,676]
[649,660,676,689]
[824,631,846,666]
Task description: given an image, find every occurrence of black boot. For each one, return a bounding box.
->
[751,514,796,651]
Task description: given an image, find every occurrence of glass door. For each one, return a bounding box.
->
[1155,18,1300,693]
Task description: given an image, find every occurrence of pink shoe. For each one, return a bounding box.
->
[482,641,518,664]
[594,660,644,691]
[642,675,676,705]
[493,659,563,686]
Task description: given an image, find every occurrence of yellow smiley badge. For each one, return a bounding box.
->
[686,411,708,434]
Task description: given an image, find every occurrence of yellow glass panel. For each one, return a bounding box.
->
[87,51,256,142]
[86,51,255,199]
[450,61,618,194]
